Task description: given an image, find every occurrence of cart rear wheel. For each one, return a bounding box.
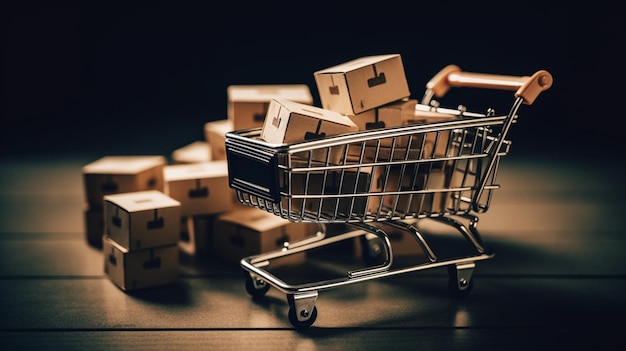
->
[447,265,474,297]
[288,304,317,329]
[245,275,270,297]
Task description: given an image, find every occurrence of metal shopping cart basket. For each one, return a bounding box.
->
[225,65,553,328]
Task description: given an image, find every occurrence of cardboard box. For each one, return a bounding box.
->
[382,166,429,216]
[103,236,179,291]
[82,156,167,210]
[164,160,234,216]
[314,54,410,115]
[348,99,418,146]
[212,207,318,266]
[104,190,181,251]
[204,119,233,161]
[171,140,211,164]
[228,84,313,131]
[286,167,377,218]
[347,143,430,163]
[261,98,358,144]
[404,108,459,158]
[381,164,459,216]
[346,99,438,161]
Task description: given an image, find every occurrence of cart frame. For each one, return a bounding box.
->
[225,65,552,328]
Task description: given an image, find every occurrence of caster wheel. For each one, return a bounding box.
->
[447,266,473,298]
[288,305,318,329]
[245,275,270,297]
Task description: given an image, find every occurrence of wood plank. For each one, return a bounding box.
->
[1,276,625,330]
[0,327,622,351]
[2,328,624,351]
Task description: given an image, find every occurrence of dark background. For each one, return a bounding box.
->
[3,1,624,159]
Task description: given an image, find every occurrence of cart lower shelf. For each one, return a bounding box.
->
[240,214,494,329]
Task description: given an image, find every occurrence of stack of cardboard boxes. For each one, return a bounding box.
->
[316,54,459,217]
[82,156,168,247]
[82,54,465,287]
[81,84,323,291]
[163,160,234,257]
[82,155,182,291]
[255,54,461,256]
[205,84,320,265]
[102,190,181,291]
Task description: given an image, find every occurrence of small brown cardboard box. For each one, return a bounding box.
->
[287,167,376,218]
[346,100,433,162]
[261,98,358,144]
[212,207,318,266]
[347,144,431,163]
[204,119,233,161]
[171,140,211,164]
[228,84,314,131]
[104,190,181,251]
[82,155,166,210]
[381,163,461,216]
[404,108,459,159]
[382,166,439,216]
[103,236,179,291]
[314,54,410,115]
[348,99,418,147]
[164,160,233,216]
[261,99,358,164]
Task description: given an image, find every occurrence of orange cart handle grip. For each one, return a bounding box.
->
[426,64,553,105]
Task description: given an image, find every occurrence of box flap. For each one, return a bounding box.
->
[83,156,166,174]
[218,207,290,232]
[228,85,313,103]
[164,160,229,181]
[272,99,358,128]
[314,54,401,74]
[104,190,180,212]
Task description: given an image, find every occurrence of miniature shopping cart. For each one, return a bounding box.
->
[225,65,553,328]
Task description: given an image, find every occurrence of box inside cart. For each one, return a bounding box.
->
[347,99,418,148]
[404,108,459,159]
[314,54,410,115]
[260,98,358,144]
[346,140,431,163]
[261,98,358,164]
[282,160,381,217]
[381,164,452,216]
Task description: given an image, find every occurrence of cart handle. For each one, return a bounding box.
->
[426,65,553,105]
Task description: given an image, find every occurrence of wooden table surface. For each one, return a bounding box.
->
[1,147,625,350]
